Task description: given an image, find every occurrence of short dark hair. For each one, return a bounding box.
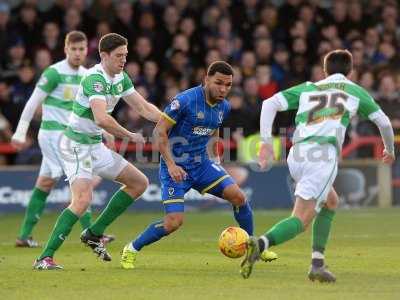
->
[207,61,234,76]
[323,49,353,76]
[65,31,87,46]
[99,33,128,54]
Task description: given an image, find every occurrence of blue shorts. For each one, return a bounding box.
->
[160,160,235,214]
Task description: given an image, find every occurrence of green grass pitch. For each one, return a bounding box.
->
[1,208,399,300]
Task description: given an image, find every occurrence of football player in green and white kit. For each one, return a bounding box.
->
[240,50,395,281]
[12,31,114,248]
[33,33,161,270]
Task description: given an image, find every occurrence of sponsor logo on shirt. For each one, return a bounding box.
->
[63,87,74,100]
[192,126,214,136]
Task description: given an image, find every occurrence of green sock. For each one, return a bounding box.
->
[39,208,79,259]
[79,210,92,230]
[89,189,134,236]
[18,188,49,239]
[312,207,335,253]
[265,216,304,246]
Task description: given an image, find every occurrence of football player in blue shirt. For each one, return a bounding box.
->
[120,61,277,268]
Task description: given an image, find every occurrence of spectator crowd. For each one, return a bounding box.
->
[0,0,400,166]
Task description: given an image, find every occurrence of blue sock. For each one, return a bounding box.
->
[233,202,254,235]
[132,220,169,251]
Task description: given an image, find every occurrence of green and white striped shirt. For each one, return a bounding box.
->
[276,73,381,149]
[65,63,135,144]
[37,60,87,131]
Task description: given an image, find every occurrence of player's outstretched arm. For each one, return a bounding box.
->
[11,87,48,150]
[123,91,161,123]
[370,110,395,164]
[259,96,283,169]
[153,116,187,182]
[90,99,144,143]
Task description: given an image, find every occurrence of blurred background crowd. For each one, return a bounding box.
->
[0,0,399,166]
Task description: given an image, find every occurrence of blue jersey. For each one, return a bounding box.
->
[162,85,231,170]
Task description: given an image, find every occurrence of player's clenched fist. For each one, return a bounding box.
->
[382,149,395,165]
[258,142,275,170]
[168,164,187,182]
[129,132,145,144]
[11,134,30,151]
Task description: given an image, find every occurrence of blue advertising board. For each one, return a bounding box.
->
[0,162,382,213]
[0,165,294,213]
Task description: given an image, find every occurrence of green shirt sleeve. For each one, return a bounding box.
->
[82,74,107,101]
[120,71,135,97]
[356,88,380,119]
[280,82,311,110]
[36,67,60,93]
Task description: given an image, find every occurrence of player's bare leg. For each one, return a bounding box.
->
[309,188,338,283]
[17,176,56,248]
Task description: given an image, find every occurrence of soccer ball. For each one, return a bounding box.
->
[218,226,249,258]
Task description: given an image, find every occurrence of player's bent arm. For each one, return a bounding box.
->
[369,110,395,156]
[208,128,221,164]
[90,99,140,141]
[123,91,161,123]
[12,87,48,143]
[153,116,176,167]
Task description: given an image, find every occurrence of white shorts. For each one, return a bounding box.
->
[287,143,338,212]
[38,130,65,179]
[59,134,128,183]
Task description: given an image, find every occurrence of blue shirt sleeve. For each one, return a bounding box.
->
[163,94,188,125]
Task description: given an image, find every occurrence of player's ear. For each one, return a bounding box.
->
[99,51,107,61]
[204,75,210,86]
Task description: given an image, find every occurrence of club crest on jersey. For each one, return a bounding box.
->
[170,99,180,110]
[197,111,204,119]
[168,187,174,196]
[117,83,123,93]
[93,82,104,93]
[218,111,224,124]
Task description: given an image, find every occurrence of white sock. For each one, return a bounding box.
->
[127,243,138,252]
[260,236,269,251]
[312,251,324,260]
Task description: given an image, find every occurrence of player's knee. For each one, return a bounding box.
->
[36,177,56,193]
[125,175,149,197]
[70,191,92,215]
[325,190,339,210]
[164,214,184,233]
[69,200,90,216]
[231,190,246,206]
